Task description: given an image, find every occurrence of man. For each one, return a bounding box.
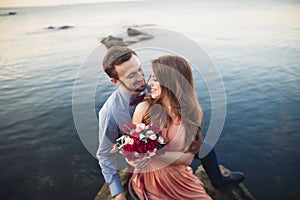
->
[96,46,244,200]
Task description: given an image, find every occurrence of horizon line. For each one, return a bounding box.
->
[0,0,145,9]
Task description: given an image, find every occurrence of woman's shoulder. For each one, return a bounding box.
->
[132,101,150,124]
[135,101,150,113]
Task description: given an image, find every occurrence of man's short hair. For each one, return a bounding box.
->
[102,46,137,79]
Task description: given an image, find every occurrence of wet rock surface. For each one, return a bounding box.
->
[94,165,255,200]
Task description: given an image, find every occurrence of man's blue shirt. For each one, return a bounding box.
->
[96,87,146,197]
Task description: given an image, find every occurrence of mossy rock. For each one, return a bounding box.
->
[196,165,256,200]
[94,165,255,200]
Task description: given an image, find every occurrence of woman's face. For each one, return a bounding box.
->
[148,71,162,99]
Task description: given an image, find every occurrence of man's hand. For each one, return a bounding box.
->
[114,192,127,200]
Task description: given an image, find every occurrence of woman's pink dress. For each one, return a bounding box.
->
[131,121,212,200]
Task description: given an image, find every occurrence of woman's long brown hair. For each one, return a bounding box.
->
[142,55,203,154]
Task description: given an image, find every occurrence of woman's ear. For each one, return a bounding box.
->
[110,78,118,84]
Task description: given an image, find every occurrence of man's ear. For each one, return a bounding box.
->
[110,78,118,84]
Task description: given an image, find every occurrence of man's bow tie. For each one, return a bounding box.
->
[129,94,145,106]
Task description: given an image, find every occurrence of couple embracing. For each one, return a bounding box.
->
[96,46,244,200]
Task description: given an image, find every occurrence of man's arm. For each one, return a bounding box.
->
[96,110,124,198]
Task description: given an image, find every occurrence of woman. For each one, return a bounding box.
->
[128,55,212,200]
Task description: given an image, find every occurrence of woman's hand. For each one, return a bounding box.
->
[125,156,151,169]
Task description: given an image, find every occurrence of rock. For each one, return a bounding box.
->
[126,28,153,41]
[46,25,74,30]
[94,170,130,200]
[123,34,153,43]
[0,12,17,16]
[100,27,153,49]
[101,35,128,49]
[59,25,74,30]
[127,28,145,36]
[195,165,256,200]
[94,165,256,200]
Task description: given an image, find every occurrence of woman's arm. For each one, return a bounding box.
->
[154,151,194,166]
[128,151,194,169]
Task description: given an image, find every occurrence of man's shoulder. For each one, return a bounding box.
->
[98,103,117,127]
[98,91,119,116]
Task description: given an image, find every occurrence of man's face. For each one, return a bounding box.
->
[113,54,146,94]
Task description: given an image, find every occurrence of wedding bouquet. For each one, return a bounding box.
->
[110,123,167,161]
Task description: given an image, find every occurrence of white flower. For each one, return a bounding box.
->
[136,123,146,132]
[146,130,154,136]
[124,137,134,145]
[149,134,157,140]
[148,148,157,157]
[158,136,165,144]
[139,133,146,140]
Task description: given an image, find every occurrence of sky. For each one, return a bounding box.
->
[0,0,141,8]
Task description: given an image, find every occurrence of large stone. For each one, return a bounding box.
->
[127,28,146,36]
[59,25,74,29]
[100,27,153,49]
[94,165,255,200]
[0,12,17,16]
[46,25,74,30]
[195,165,256,200]
[101,35,128,49]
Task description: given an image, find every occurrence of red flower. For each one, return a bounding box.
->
[110,123,167,162]
[121,131,127,135]
[146,139,158,150]
[122,144,134,152]
[136,144,147,153]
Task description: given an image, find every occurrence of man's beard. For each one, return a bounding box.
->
[119,80,147,93]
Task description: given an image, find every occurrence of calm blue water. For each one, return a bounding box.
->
[0,1,300,199]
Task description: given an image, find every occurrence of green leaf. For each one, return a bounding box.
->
[110,145,119,153]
